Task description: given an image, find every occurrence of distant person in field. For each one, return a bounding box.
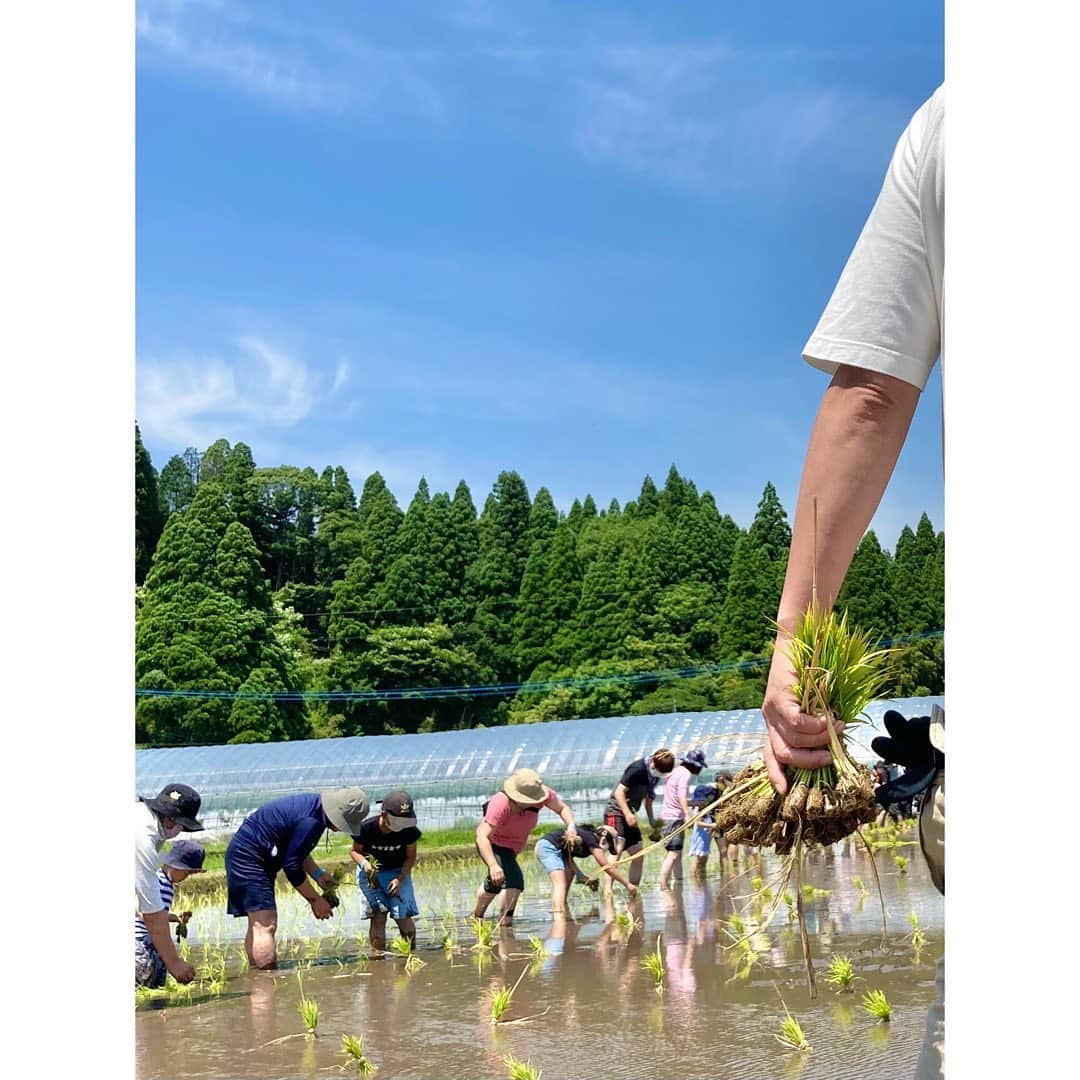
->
[603,748,675,891]
[472,768,578,925]
[712,771,738,861]
[225,787,369,969]
[135,783,204,988]
[759,87,944,1079]
[350,790,422,953]
[658,749,707,889]
[534,823,638,915]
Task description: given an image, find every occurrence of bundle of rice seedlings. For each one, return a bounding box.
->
[489,965,531,1024]
[909,911,927,951]
[774,1010,811,1052]
[503,1054,542,1080]
[861,988,892,1023]
[714,605,891,854]
[823,955,856,993]
[341,1033,378,1076]
[471,917,496,952]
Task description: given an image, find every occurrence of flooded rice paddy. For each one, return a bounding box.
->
[137,828,943,1080]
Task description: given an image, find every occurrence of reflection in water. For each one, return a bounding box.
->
[137,843,943,1080]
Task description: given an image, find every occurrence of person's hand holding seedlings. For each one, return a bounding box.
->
[309,895,333,920]
[762,642,843,794]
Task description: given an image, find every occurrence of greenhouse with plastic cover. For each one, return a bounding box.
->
[136,695,942,832]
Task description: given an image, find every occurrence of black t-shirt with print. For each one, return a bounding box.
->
[351,816,422,871]
[545,826,604,862]
[604,758,655,816]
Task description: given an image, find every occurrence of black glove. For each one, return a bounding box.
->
[870,710,943,807]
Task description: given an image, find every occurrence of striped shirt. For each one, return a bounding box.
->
[135,869,174,945]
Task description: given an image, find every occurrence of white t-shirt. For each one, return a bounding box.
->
[135,800,167,916]
[803,85,944,390]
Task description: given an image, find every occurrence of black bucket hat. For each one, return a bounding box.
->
[143,783,204,832]
[161,839,206,872]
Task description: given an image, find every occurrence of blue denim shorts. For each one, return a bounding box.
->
[535,836,570,875]
[357,867,420,920]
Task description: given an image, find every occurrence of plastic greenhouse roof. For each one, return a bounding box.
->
[137,696,942,828]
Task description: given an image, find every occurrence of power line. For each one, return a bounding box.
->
[135,630,942,702]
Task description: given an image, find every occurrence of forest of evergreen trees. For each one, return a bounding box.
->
[135,426,944,747]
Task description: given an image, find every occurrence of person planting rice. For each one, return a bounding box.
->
[349,790,422,953]
[688,782,720,879]
[658,749,707,889]
[602,748,674,892]
[225,787,369,969]
[135,839,206,987]
[472,767,578,925]
[534,823,637,914]
[135,783,204,987]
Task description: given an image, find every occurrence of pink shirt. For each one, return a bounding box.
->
[484,788,560,853]
[661,765,692,821]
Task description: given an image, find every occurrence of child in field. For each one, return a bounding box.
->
[688,783,719,879]
[350,790,422,952]
[135,840,206,988]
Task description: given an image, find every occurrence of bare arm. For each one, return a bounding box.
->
[142,910,192,980]
[547,794,578,838]
[475,820,501,878]
[643,795,656,827]
[763,365,921,791]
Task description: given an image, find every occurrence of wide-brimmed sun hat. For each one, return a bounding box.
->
[321,787,371,835]
[503,768,547,805]
[142,783,204,832]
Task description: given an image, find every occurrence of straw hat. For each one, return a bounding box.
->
[503,768,547,805]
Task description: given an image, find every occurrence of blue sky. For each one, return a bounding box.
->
[136,0,944,549]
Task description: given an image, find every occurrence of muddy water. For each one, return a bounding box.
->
[137,841,943,1080]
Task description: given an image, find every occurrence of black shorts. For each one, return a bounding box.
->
[482,844,525,894]
[604,811,643,849]
[662,820,685,852]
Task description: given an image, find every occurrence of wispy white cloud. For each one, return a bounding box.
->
[137,336,328,446]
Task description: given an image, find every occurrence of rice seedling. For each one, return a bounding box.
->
[852,875,869,897]
[751,875,764,892]
[641,933,665,995]
[909,911,927,950]
[613,907,641,937]
[388,936,413,958]
[471,917,496,952]
[802,885,830,900]
[489,965,530,1024]
[528,936,550,959]
[823,955,856,993]
[861,988,892,1022]
[892,853,909,874]
[728,913,747,938]
[775,1010,811,1052]
[297,971,319,1038]
[783,892,796,922]
[341,1033,378,1076]
[404,952,425,976]
[503,1054,542,1080]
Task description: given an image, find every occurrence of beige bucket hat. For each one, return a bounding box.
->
[503,767,547,805]
[321,787,370,835]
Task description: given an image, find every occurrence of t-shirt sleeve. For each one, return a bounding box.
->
[483,793,511,831]
[281,816,325,887]
[542,786,561,811]
[803,94,942,391]
[135,832,164,915]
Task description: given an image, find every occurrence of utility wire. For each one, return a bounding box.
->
[135,630,942,702]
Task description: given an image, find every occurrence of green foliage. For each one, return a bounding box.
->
[135,442,943,744]
[135,425,167,584]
